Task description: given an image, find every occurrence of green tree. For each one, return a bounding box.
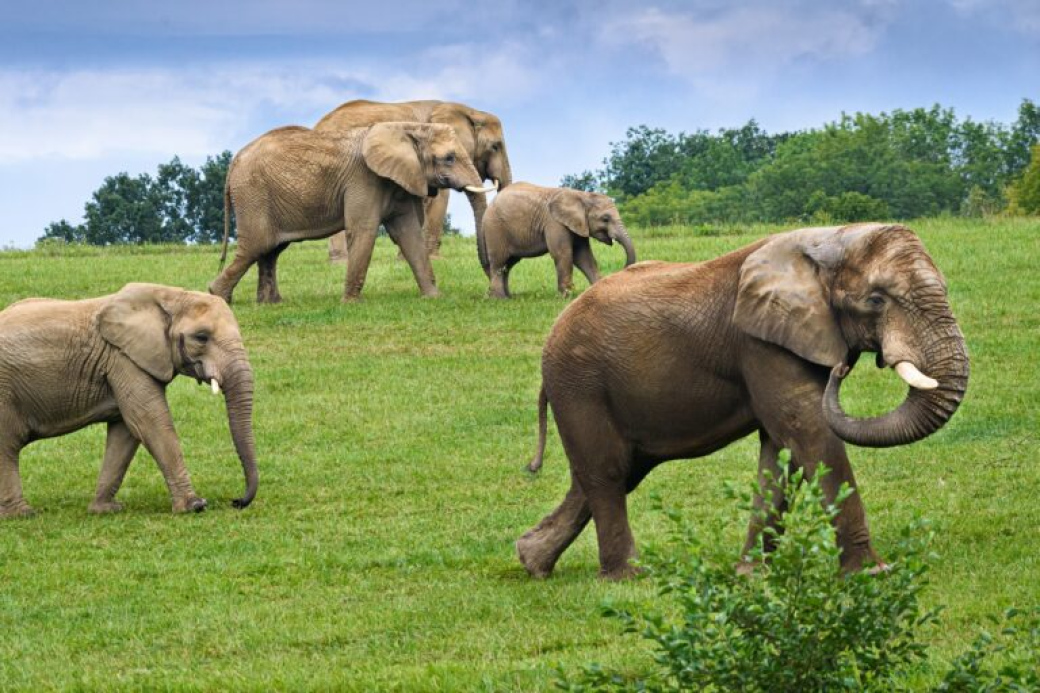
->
[37,152,234,246]
[1009,143,1040,214]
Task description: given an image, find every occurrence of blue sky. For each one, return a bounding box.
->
[0,0,1037,247]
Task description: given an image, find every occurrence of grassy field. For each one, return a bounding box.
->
[0,218,1037,690]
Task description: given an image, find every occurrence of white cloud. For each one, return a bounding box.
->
[606,3,895,91]
[948,0,1040,33]
[0,41,543,165]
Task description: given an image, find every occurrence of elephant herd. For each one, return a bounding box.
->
[0,98,969,581]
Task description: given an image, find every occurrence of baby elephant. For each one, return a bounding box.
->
[0,283,258,517]
[481,182,636,298]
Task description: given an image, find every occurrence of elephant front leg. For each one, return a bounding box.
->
[328,231,349,264]
[114,376,206,513]
[738,432,787,573]
[550,244,575,297]
[572,241,602,287]
[89,420,140,514]
[422,189,451,258]
[0,445,33,518]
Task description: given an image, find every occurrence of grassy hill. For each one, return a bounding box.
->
[1,218,1037,690]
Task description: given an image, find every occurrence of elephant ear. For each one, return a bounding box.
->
[97,283,175,382]
[548,190,590,237]
[734,227,853,367]
[361,123,428,198]
[430,105,479,157]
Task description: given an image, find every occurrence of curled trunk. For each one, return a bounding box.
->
[221,356,259,507]
[823,324,969,447]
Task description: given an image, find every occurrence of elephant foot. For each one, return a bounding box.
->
[516,532,561,579]
[420,288,441,299]
[88,499,124,514]
[342,293,363,304]
[0,499,34,519]
[839,542,883,574]
[599,562,641,581]
[257,293,282,305]
[172,496,208,513]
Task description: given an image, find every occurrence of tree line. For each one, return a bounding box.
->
[40,153,234,246]
[39,99,1040,246]
[563,99,1040,226]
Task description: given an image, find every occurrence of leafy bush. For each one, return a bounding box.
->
[559,468,1040,692]
[559,468,938,692]
[935,607,1040,692]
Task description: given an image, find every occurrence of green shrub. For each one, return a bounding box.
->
[935,607,1040,692]
[558,468,938,692]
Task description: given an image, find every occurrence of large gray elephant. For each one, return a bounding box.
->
[0,283,258,516]
[209,122,494,304]
[316,99,513,263]
[482,182,637,298]
[518,224,969,579]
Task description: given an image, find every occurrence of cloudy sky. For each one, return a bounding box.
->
[0,0,1037,247]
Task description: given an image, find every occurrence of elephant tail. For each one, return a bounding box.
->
[218,165,234,271]
[526,385,548,474]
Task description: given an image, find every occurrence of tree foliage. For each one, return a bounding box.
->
[566,100,1039,227]
[39,152,233,246]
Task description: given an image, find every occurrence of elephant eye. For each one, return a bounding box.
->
[194,331,210,344]
[490,142,501,152]
[866,294,885,309]
[443,152,456,165]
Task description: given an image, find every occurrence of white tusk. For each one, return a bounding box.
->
[895,362,938,390]
[211,378,221,395]
[464,183,497,194]
[492,179,500,190]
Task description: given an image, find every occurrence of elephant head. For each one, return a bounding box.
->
[98,283,258,507]
[549,189,638,266]
[431,104,513,191]
[734,224,969,448]
[361,122,494,199]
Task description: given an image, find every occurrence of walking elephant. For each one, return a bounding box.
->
[316,99,513,264]
[482,183,637,298]
[0,283,258,516]
[518,223,968,579]
[208,122,494,304]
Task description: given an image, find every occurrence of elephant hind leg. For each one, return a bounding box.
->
[560,408,638,579]
[90,420,140,514]
[516,479,591,578]
[256,242,290,304]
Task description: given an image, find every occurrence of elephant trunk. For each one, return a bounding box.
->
[221,354,259,508]
[470,189,491,276]
[611,222,637,267]
[823,320,969,448]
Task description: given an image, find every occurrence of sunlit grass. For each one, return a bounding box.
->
[0,217,1037,690]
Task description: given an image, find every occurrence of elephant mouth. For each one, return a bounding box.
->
[427,185,439,197]
[178,335,217,391]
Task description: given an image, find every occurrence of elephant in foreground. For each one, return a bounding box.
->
[209,122,494,304]
[0,283,258,516]
[317,99,513,262]
[518,224,968,579]
[482,183,637,298]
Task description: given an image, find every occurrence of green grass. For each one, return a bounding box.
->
[0,218,1038,691]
